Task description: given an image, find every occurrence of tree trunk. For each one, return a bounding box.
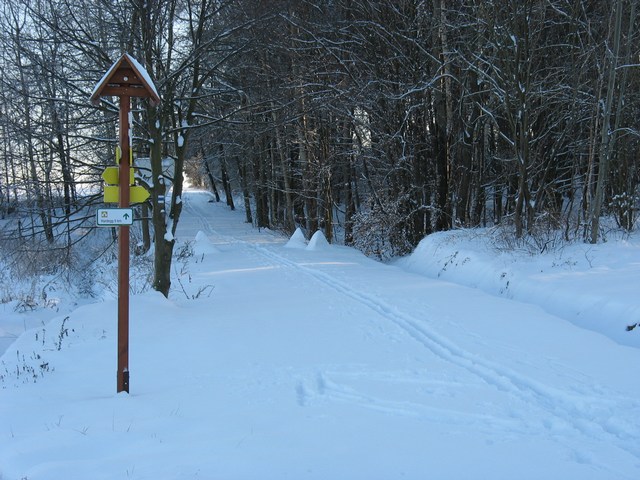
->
[271,110,295,233]
[589,0,624,243]
[148,108,172,297]
[219,144,235,210]
[203,158,221,202]
[432,0,452,231]
[236,156,253,224]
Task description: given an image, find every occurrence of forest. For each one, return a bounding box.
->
[0,0,638,297]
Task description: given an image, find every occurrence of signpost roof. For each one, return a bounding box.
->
[90,53,160,106]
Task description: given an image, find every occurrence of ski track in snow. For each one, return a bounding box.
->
[252,245,640,459]
[182,192,640,466]
[293,369,530,434]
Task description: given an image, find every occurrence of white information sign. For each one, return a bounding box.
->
[96,208,134,227]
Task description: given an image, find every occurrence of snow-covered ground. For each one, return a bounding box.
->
[1,189,639,480]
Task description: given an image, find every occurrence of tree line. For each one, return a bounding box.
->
[1,0,638,296]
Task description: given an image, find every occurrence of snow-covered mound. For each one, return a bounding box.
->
[284,227,307,249]
[306,230,330,250]
[193,230,220,255]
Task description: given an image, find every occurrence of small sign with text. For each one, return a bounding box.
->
[96,208,134,227]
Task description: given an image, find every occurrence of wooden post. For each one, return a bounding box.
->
[91,54,160,394]
[117,96,131,393]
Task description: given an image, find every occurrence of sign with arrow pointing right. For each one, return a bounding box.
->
[96,208,134,227]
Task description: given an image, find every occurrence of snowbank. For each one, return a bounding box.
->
[397,228,640,348]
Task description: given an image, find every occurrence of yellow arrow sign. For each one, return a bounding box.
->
[102,167,135,185]
[104,185,150,204]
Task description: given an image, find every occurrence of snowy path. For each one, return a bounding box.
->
[1,189,639,480]
[177,190,640,478]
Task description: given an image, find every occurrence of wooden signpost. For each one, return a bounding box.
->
[91,54,160,393]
